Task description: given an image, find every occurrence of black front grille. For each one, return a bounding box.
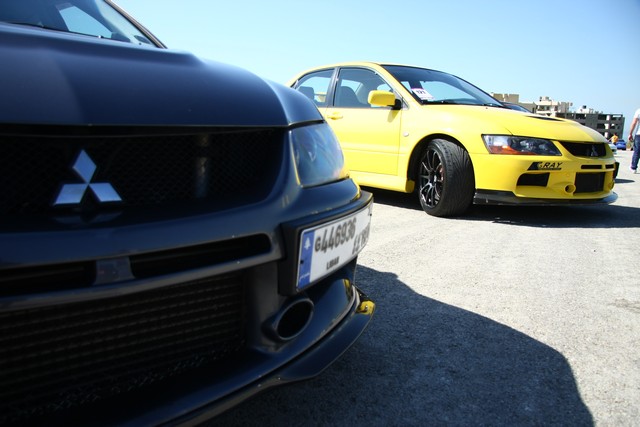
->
[0,274,246,424]
[0,127,282,215]
[560,141,606,157]
[575,172,605,193]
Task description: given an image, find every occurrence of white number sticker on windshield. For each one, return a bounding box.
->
[412,88,434,101]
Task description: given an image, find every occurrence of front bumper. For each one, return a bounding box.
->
[3,260,374,427]
[1,184,374,426]
[44,277,374,427]
[472,152,617,202]
[159,287,374,427]
[474,189,618,206]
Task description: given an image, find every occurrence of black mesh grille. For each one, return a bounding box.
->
[575,172,605,193]
[0,127,282,215]
[0,274,246,424]
[560,141,606,157]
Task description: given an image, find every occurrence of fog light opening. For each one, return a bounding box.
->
[265,298,314,342]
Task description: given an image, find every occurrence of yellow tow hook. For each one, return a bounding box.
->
[357,300,375,315]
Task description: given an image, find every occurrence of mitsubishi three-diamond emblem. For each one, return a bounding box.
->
[54,150,122,206]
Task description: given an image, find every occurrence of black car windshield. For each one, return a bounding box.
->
[382,65,503,107]
[0,0,157,46]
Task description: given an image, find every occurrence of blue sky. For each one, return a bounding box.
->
[116,0,640,137]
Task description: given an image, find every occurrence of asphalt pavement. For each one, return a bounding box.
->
[214,149,640,426]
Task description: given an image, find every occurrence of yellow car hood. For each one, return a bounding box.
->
[425,105,606,143]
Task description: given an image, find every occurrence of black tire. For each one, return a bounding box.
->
[417,139,474,217]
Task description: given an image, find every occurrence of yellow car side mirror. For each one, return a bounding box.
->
[368,90,397,107]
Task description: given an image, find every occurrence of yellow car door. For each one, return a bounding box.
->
[323,68,402,176]
[324,104,401,176]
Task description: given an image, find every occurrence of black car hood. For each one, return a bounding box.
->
[0,23,321,127]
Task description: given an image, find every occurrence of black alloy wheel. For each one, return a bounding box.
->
[417,138,474,217]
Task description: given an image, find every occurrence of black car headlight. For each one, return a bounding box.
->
[482,135,561,156]
[291,123,348,187]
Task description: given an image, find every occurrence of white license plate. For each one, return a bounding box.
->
[296,202,372,290]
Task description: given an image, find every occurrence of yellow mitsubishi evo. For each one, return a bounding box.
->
[289,62,618,217]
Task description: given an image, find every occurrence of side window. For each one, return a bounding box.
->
[376,82,392,92]
[294,70,333,107]
[334,68,392,108]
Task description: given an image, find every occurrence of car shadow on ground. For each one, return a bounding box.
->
[614,178,635,184]
[213,266,593,426]
[365,187,640,229]
[467,204,640,228]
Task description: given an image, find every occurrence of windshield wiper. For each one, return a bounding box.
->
[425,100,505,108]
[421,99,461,105]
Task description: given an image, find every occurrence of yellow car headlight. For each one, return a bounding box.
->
[291,123,348,187]
[482,135,561,156]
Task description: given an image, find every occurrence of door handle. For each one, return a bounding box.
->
[326,112,343,120]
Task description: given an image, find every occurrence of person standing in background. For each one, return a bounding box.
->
[611,133,619,145]
[629,108,640,173]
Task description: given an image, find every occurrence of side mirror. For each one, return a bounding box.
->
[368,90,399,108]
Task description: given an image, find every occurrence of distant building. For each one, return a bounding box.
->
[535,96,572,115]
[491,93,625,140]
[555,110,625,140]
